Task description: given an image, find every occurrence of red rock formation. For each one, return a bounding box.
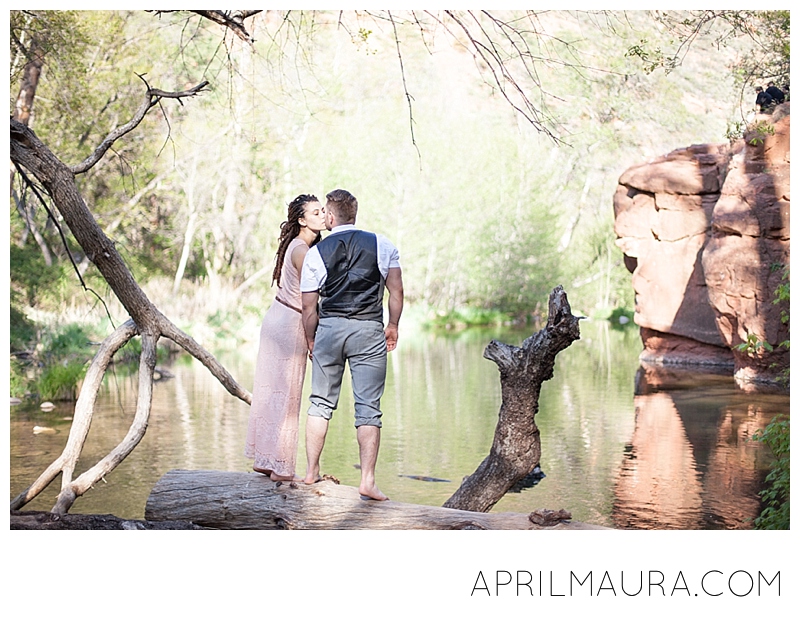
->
[614,144,735,367]
[702,110,790,387]
[614,105,790,387]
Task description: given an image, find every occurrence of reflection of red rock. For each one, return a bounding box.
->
[613,393,703,529]
[614,108,790,387]
[700,406,765,529]
[615,387,777,530]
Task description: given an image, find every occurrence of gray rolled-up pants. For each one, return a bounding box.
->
[307,317,387,427]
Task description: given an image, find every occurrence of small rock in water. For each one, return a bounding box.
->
[153,367,175,381]
[40,401,55,411]
[10,397,23,406]
[33,426,57,435]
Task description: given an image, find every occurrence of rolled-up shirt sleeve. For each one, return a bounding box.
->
[300,246,326,292]
[377,235,401,279]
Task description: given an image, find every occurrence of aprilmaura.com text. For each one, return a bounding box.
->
[471,570,780,598]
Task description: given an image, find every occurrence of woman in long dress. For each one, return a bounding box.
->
[244,194,326,481]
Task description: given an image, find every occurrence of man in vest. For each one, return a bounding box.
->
[300,188,403,500]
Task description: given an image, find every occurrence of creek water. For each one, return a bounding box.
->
[9,320,785,529]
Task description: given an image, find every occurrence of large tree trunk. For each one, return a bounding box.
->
[144,470,604,530]
[11,37,54,264]
[9,85,252,515]
[443,286,582,513]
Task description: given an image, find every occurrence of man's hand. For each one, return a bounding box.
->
[385,267,403,352]
[385,323,398,352]
[302,291,320,361]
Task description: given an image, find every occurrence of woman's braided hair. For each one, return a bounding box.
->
[272,194,321,287]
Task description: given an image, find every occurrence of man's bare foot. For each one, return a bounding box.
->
[304,469,321,485]
[358,484,389,501]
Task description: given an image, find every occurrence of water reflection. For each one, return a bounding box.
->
[9,321,782,529]
[613,364,780,529]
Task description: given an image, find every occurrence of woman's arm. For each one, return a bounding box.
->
[291,243,309,273]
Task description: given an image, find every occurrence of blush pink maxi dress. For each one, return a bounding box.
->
[244,237,309,477]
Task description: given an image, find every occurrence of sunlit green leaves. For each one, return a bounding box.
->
[10,9,770,327]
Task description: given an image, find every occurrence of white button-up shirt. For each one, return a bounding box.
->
[300,224,401,293]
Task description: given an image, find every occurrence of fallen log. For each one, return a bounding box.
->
[10,509,205,530]
[145,469,607,530]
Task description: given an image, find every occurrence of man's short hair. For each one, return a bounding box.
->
[326,189,358,223]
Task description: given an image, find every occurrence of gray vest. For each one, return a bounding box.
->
[318,230,384,322]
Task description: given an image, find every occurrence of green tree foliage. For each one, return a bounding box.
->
[732,11,790,90]
[747,266,789,529]
[9,10,777,338]
[9,358,31,399]
[625,11,789,99]
[9,244,66,309]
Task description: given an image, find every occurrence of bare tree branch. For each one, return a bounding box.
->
[193,10,262,44]
[71,79,209,174]
[53,328,158,514]
[10,320,139,511]
[387,11,421,165]
[160,320,252,404]
[150,10,262,44]
[445,10,560,143]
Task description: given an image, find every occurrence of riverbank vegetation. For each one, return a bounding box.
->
[754,267,790,529]
[752,416,790,530]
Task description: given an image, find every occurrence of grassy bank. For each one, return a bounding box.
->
[10,275,635,403]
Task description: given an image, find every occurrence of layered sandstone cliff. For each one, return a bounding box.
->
[613,105,790,388]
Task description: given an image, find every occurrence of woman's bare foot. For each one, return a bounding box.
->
[270,472,301,482]
[253,466,272,476]
[358,483,388,501]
